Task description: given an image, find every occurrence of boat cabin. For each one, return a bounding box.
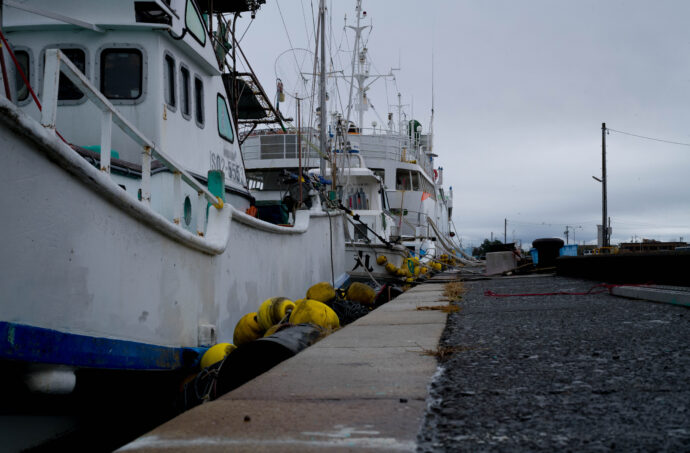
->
[3,0,252,227]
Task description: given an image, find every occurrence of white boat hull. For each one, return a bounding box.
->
[345,243,407,281]
[0,101,346,370]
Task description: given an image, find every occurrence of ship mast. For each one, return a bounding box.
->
[345,0,367,133]
[318,0,327,179]
[342,1,394,134]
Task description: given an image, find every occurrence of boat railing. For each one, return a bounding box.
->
[242,126,435,180]
[242,132,322,162]
[40,49,223,232]
[347,132,435,179]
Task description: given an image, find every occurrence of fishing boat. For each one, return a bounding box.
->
[0,0,347,392]
[242,0,459,282]
[337,2,456,263]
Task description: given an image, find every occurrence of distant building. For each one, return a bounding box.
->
[618,239,687,253]
[597,224,612,247]
[578,245,598,256]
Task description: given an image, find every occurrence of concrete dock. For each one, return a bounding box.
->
[119,269,690,452]
[119,275,455,452]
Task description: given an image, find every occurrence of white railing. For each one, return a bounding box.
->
[243,125,435,181]
[40,49,223,229]
[348,133,435,179]
[242,132,321,162]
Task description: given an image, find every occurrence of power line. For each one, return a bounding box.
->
[607,128,690,148]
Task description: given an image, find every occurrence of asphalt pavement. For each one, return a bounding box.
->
[417,274,690,452]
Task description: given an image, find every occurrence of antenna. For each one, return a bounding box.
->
[430,47,435,155]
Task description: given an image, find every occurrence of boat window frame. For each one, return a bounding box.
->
[419,173,436,200]
[39,44,89,106]
[13,47,33,106]
[396,168,412,191]
[179,63,191,120]
[193,74,204,129]
[163,51,177,111]
[216,93,234,143]
[410,170,420,191]
[184,0,207,47]
[95,43,148,105]
[381,183,391,211]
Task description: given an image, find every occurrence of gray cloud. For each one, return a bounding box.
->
[240,0,690,248]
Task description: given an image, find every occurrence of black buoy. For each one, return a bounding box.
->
[532,238,565,268]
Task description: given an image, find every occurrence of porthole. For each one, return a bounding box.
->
[183,196,192,226]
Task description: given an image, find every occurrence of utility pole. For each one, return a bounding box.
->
[601,122,608,247]
[504,218,507,243]
[564,226,570,245]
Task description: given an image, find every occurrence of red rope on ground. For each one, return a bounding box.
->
[484,283,653,298]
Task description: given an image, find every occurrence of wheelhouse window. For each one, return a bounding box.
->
[216,94,234,142]
[100,49,142,100]
[164,54,176,108]
[410,171,420,191]
[56,48,85,100]
[185,0,207,46]
[180,66,190,118]
[15,50,29,102]
[259,135,285,159]
[283,134,296,158]
[396,169,411,191]
[354,223,369,241]
[194,76,204,126]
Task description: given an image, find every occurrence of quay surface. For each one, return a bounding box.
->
[418,274,690,451]
[119,275,453,452]
[120,270,690,452]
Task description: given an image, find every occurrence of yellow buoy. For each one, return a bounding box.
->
[233,312,264,346]
[289,299,340,330]
[385,262,398,274]
[376,255,388,265]
[346,282,376,306]
[257,297,295,331]
[200,342,236,369]
[306,282,336,303]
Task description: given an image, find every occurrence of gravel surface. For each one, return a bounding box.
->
[417,275,690,452]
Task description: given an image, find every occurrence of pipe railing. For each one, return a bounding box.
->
[41,49,224,216]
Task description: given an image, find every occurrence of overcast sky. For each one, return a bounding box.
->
[238,0,690,249]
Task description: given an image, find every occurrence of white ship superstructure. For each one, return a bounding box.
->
[243,0,456,268]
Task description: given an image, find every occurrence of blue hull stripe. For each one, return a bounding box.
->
[0,322,200,370]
